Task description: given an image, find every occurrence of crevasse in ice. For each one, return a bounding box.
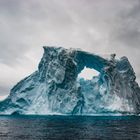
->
[0,46,140,115]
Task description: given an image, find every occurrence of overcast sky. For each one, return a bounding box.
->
[0,0,140,99]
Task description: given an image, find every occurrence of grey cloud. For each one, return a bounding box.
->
[0,85,11,96]
[110,0,140,48]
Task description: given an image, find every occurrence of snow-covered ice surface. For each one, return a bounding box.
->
[0,46,140,115]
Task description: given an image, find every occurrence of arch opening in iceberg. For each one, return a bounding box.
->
[78,67,99,80]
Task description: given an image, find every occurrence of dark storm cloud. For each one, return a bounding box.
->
[0,0,140,98]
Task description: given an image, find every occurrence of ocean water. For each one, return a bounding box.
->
[0,115,140,140]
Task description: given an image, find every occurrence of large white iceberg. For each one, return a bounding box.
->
[0,46,140,115]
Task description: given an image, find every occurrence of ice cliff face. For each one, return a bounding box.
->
[0,46,140,115]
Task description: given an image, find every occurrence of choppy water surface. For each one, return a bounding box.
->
[0,115,140,140]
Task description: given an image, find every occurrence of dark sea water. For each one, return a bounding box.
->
[0,115,140,140]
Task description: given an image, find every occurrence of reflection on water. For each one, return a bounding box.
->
[0,115,140,140]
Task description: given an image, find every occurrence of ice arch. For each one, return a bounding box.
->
[75,50,110,74]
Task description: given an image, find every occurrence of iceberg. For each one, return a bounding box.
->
[0,46,140,115]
